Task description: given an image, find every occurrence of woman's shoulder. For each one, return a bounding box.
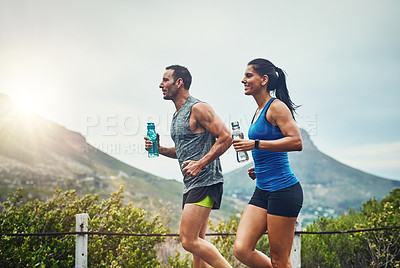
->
[267,98,293,123]
[269,98,290,112]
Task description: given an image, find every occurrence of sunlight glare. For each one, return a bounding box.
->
[11,94,43,115]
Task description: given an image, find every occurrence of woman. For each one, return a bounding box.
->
[232,58,303,268]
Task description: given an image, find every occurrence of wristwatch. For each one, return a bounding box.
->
[254,139,260,149]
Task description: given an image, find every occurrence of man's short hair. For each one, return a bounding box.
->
[166,65,192,90]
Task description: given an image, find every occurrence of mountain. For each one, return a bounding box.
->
[3,92,398,228]
[0,93,244,230]
[224,129,400,225]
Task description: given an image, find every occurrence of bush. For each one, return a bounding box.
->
[209,216,239,266]
[355,196,400,267]
[3,187,398,267]
[302,188,400,267]
[208,188,400,267]
[0,186,167,267]
[208,214,270,268]
[301,211,364,267]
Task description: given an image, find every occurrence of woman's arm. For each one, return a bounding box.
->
[232,100,302,152]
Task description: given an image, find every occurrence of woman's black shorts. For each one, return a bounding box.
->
[248,182,303,217]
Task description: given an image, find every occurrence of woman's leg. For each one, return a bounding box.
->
[234,205,273,268]
[267,214,297,268]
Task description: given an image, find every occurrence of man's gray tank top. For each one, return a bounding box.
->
[171,95,223,194]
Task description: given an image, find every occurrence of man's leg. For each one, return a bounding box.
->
[192,217,211,268]
[180,203,232,268]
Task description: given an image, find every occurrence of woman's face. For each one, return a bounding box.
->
[241,65,266,96]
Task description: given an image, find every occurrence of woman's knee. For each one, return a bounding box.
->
[233,240,250,261]
[269,250,290,267]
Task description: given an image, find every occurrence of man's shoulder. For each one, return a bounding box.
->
[188,95,203,104]
[189,95,210,107]
[188,96,217,123]
[192,101,213,114]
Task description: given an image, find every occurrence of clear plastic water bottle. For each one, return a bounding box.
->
[147,122,159,158]
[231,121,249,163]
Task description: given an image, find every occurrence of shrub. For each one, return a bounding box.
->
[302,188,400,267]
[0,186,166,267]
[208,214,269,268]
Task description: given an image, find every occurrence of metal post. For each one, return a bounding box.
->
[75,213,88,268]
[291,220,301,268]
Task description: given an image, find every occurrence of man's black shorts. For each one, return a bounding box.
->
[248,182,303,217]
[182,182,223,210]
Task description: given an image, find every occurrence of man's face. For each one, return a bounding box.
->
[159,69,179,100]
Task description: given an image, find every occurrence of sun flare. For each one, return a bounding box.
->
[11,94,44,115]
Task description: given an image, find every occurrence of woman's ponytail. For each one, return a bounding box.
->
[248,58,299,119]
[274,67,298,118]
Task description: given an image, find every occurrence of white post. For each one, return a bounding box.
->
[75,213,88,268]
[290,220,301,268]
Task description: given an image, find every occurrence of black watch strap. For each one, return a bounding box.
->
[255,139,260,149]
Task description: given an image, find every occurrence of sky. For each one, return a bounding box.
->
[1,0,399,182]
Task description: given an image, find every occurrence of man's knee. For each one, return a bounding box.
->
[180,234,196,252]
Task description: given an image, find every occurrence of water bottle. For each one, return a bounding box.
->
[147,122,159,158]
[231,121,249,163]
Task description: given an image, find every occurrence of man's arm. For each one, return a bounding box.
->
[181,102,232,177]
[159,144,177,159]
[144,134,177,159]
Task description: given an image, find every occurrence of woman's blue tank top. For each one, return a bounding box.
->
[248,98,298,191]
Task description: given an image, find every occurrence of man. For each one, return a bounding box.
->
[144,65,232,268]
